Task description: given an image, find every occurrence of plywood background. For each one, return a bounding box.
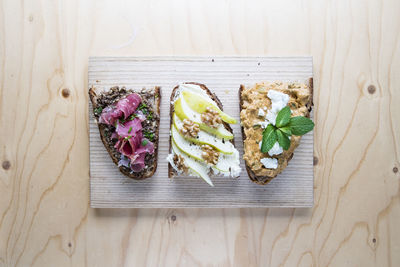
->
[89,56,314,208]
[0,0,399,266]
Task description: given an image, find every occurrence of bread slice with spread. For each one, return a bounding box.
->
[167,82,241,186]
[89,86,160,179]
[239,79,313,185]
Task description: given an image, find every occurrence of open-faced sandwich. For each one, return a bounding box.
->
[167,82,241,186]
[239,79,314,185]
[89,86,160,179]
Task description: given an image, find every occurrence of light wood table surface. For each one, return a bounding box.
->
[1,0,399,266]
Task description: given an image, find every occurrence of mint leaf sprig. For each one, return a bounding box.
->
[261,106,314,153]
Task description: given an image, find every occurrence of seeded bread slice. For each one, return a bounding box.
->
[239,78,313,185]
[168,82,234,178]
[89,86,161,180]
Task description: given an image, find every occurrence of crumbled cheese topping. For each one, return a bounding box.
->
[268,90,290,114]
[254,121,270,129]
[265,90,290,125]
[260,157,278,169]
[268,142,283,156]
[265,111,278,125]
[259,141,284,156]
[258,108,266,117]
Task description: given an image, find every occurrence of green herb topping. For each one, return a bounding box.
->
[94,107,103,115]
[261,106,314,153]
[276,129,290,150]
[128,127,132,134]
[143,131,154,141]
[141,139,149,146]
[129,113,137,121]
[138,103,148,112]
[275,106,291,128]
[287,116,315,136]
[261,124,277,153]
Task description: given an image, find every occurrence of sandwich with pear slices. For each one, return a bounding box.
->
[167,82,241,186]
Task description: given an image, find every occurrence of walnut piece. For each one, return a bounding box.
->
[173,154,188,174]
[201,144,220,165]
[180,119,200,138]
[201,107,222,128]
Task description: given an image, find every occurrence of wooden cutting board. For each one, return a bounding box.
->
[88,56,313,208]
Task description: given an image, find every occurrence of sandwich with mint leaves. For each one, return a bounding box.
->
[239,80,314,185]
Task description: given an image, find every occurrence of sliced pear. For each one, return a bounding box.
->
[171,141,213,186]
[171,125,203,161]
[172,125,233,174]
[181,90,237,124]
[174,97,201,123]
[174,97,234,140]
[173,114,234,154]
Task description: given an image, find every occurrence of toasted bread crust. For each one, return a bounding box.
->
[168,82,234,178]
[89,86,161,180]
[239,78,313,185]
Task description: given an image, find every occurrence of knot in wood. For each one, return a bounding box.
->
[313,156,319,165]
[61,88,70,98]
[2,160,11,170]
[367,85,376,94]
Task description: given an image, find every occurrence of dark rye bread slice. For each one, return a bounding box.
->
[239,78,313,185]
[89,86,161,180]
[168,82,234,178]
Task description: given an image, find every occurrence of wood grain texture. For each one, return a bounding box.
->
[1,0,399,266]
[89,56,314,208]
